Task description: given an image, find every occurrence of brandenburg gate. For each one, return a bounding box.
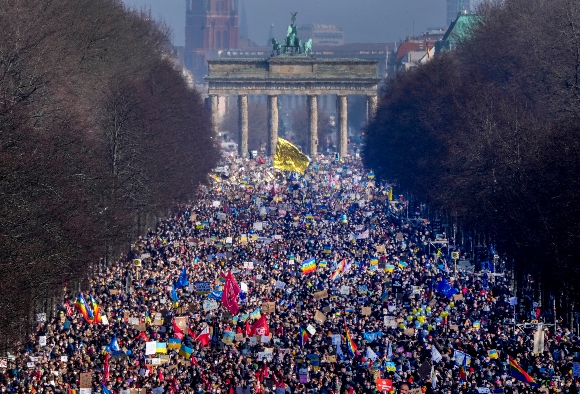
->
[205,14,380,158]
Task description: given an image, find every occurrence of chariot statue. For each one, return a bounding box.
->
[270,12,313,56]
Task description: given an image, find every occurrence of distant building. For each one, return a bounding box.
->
[185,0,240,83]
[298,24,345,46]
[446,0,472,26]
[436,11,480,53]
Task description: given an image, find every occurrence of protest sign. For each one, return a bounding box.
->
[313,289,328,300]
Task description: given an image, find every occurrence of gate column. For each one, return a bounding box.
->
[337,95,348,159]
[267,95,279,156]
[307,94,318,156]
[238,94,248,157]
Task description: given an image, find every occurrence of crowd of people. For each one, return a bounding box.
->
[1,155,579,394]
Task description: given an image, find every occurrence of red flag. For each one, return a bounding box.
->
[221,271,240,316]
[275,325,284,337]
[195,326,211,347]
[201,370,211,391]
[251,315,270,337]
[191,354,199,367]
[135,331,148,342]
[188,326,195,338]
[172,319,185,340]
[158,367,164,382]
[64,302,74,317]
[103,353,110,383]
[245,320,252,336]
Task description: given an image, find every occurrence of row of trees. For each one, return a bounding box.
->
[363,0,580,320]
[0,0,218,346]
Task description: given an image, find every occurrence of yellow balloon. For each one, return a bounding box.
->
[426,307,431,313]
[450,302,455,308]
[407,316,414,321]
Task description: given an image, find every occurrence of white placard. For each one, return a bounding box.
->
[330,334,342,345]
[241,282,249,293]
[306,325,316,336]
[243,262,254,270]
[36,313,46,323]
[275,280,286,289]
[145,341,157,355]
[212,201,221,207]
[39,336,47,347]
[203,299,219,312]
[340,286,350,295]
[253,222,263,231]
[261,336,271,343]
[101,315,109,325]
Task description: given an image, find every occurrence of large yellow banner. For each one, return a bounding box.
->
[273,138,310,174]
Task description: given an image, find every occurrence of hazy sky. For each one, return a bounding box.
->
[122,0,447,47]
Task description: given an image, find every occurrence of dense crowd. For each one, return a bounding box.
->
[1,156,579,394]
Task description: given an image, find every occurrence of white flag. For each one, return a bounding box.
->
[366,347,378,361]
[431,366,438,389]
[509,297,518,306]
[431,345,442,363]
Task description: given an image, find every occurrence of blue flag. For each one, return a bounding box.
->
[171,285,179,303]
[436,278,458,298]
[106,335,120,353]
[175,267,189,289]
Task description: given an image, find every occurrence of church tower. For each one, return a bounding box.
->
[185,0,239,83]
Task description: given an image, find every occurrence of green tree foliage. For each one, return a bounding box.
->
[363,0,580,312]
[0,0,218,347]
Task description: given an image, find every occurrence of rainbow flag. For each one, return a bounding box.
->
[75,293,94,324]
[218,272,227,283]
[330,258,346,281]
[301,258,316,275]
[344,322,358,358]
[89,295,101,324]
[509,356,539,387]
[300,327,309,347]
[459,356,467,382]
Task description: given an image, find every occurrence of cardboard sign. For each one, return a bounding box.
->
[361,307,372,316]
[234,334,244,342]
[314,311,327,324]
[408,389,422,394]
[449,324,459,332]
[404,328,415,336]
[325,355,337,363]
[261,302,276,314]
[453,294,464,301]
[80,373,92,388]
[376,379,393,392]
[384,316,397,328]
[135,323,146,332]
[313,289,328,300]
[175,316,188,331]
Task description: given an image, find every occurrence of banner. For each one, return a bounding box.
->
[273,138,310,174]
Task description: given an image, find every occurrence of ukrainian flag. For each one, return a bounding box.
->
[179,345,193,359]
[156,342,167,354]
[168,338,181,350]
